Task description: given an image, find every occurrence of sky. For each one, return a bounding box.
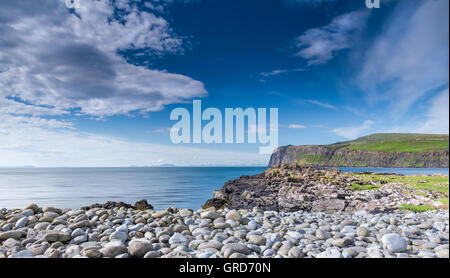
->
[0,0,448,167]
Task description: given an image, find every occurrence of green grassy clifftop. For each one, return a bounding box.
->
[269,133,449,168]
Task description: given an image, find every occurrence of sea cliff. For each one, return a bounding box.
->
[268,134,449,168]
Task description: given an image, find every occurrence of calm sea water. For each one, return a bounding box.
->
[0,167,266,210]
[0,167,448,210]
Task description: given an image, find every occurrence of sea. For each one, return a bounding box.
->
[0,167,448,210]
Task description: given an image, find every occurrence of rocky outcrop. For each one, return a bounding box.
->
[81,200,153,211]
[203,165,448,213]
[268,145,449,168]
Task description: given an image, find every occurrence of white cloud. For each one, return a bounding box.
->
[0,0,241,167]
[358,0,449,115]
[416,89,449,134]
[295,10,369,65]
[0,0,207,117]
[331,120,374,139]
[288,124,307,129]
[307,99,337,110]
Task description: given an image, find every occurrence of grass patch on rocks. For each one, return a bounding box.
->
[347,173,449,195]
[398,204,435,212]
[296,154,326,165]
[349,183,381,191]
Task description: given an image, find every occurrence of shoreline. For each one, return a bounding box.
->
[1,167,448,211]
[1,165,449,258]
[0,203,448,258]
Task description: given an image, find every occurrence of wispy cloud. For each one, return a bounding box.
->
[288,124,307,129]
[331,120,374,139]
[260,69,290,77]
[248,124,278,135]
[0,98,68,117]
[259,68,306,77]
[258,68,306,83]
[0,124,269,167]
[343,106,365,117]
[357,0,449,116]
[294,10,369,65]
[307,100,337,110]
[416,89,449,134]
[148,127,172,134]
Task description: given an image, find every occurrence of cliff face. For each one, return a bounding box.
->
[269,145,449,168]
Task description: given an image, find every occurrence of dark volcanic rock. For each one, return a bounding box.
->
[202,198,230,210]
[134,200,153,210]
[81,201,135,211]
[82,200,154,211]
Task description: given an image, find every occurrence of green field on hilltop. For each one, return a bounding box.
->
[346,139,449,152]
[333,133,449,153]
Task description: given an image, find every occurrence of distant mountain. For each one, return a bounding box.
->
[269,133,449,168]
[127,164,177,167]
[156,164,177,167]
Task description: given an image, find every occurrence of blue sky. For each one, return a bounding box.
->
[0,0,448,166]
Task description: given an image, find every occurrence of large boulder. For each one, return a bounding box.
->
[134,200,153,211]
[381,234,407,253]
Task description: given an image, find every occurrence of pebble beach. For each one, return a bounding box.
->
[1,203,448,258]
